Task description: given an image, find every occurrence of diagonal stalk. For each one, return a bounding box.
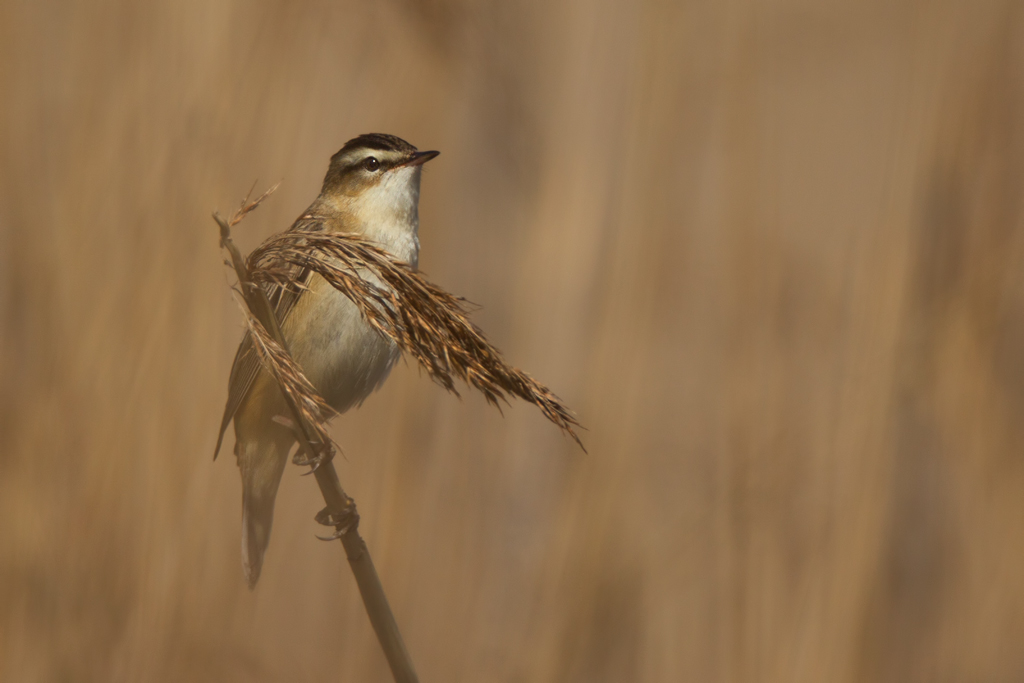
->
[215,211,419,683]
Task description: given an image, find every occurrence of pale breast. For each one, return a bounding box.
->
[284,219,418,413]
[282,164,422,414]
[284,274,399,414]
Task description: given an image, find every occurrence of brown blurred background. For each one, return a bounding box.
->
[2,0,1024,681]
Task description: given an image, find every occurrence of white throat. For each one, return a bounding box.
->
[346,166,422,268]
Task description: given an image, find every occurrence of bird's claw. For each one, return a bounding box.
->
[314,503,359,540]
[271,414,332,472]
[293,447,330,474]
[315,529,347,541]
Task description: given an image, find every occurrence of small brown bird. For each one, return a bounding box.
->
[215,134,439,587]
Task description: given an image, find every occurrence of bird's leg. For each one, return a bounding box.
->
[271,414,332,472]
[268,413,356,538]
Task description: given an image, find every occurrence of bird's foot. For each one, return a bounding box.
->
[314,501,360,540]
[271,415,333,472]
[292,444,332,472]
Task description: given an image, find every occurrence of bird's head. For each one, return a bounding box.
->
[319,134,438,228]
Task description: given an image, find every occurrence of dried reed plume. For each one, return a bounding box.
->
[237,302,337,458]
[246,226,585,449]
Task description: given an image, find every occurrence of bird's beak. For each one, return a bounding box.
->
[399,150,440,168]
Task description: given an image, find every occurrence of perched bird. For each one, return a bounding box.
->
[215,134,439,588]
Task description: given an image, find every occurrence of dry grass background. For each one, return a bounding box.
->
[2,0,1024,681]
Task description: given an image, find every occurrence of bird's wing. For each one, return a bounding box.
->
[213,214,322,459]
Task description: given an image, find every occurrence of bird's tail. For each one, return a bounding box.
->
[237,435,292,589]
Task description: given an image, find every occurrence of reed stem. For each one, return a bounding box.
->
[215,209,419,683]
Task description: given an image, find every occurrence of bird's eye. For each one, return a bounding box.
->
[363,156,380,172]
